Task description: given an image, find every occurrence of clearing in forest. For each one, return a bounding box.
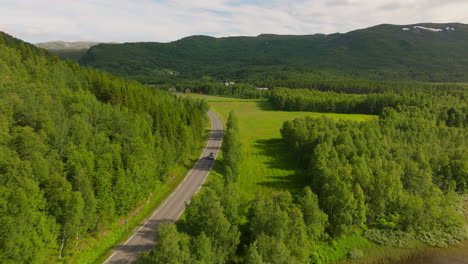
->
[190,94,377,200]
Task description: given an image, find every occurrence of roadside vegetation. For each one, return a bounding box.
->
[0,32,208,263]
[76,21,468,263]
[142,85,466,263]
[2,26,467,264]
[221,111,242,183]
[138,94,379,263]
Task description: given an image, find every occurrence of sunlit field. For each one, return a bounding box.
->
[190,94,377,200]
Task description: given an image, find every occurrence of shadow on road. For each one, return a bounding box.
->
[210,129,223,141]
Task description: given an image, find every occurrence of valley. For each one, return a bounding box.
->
[189,94,376,201]
[0,17,467,264]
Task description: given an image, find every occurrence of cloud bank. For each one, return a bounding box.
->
[1,0,467,43]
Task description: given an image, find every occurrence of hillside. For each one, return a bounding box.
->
[34,41,105,50]
[34,41,114,60]
[0,32,207,263]
[80,23,468,83]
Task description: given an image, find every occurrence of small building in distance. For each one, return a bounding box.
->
[256,87,269,91]
[222,81,236,86]
[185,88,191,93]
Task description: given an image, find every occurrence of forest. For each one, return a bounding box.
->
[281,106,467,234]
[270,87,468,119]
[139,111,330,264]
[274,82,468,255]
[1,26,468,264]
[140,66,467,263]
[0,32,208,263]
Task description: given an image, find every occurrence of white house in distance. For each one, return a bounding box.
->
[222,81,236,86]
[256,87,269,91]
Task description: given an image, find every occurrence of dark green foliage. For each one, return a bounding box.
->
[184,188,240,263]
[299,187,329,240]
[244,241,265,264]
[139,223,191,264]
[80,23,468,83]
[176,81,268,99]
[141,179,241,264]
[280,105,467,238]
[0,31,207,262]
[143,178,330,264]
[270,87,468,117]
[221,111,242,182]
[248,192,313,263]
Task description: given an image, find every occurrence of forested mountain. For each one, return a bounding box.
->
[0,32,207,263]
[79,23,468,83]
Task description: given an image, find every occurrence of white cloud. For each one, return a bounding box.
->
[0,0,467,43]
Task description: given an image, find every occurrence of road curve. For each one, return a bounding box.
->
[104,110,223,263]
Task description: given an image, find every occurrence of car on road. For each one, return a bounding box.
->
[208,152,215,160]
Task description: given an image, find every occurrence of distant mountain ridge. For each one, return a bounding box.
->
[34,41,109,50]
[34,41,118,60]
[79,23,468,82]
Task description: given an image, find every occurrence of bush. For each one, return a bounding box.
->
[347,248,364,259]
[364,229,415,247]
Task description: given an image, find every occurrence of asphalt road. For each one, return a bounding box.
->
[103,110,223,263]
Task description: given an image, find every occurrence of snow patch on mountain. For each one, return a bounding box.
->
[414,26,443,32]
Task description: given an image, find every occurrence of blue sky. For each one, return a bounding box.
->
[1,0,467,43]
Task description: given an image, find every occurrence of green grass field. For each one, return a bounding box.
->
[190,94,377,201]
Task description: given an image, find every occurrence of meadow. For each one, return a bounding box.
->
[190,94,377,201]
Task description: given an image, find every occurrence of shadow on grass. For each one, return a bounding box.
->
[253,138,306,193]
[211,155,226,176]
[256,101,275,112]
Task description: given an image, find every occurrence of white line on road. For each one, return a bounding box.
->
[103,110,222,264]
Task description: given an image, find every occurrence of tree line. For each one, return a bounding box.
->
[139,177,331,264]
[140,110,333,264]
[270,87,468,119]
[221,111,242,182]
[280,105,467,245]
[139,63,467,263]
[0,32,208,263]
[168,80,269,99]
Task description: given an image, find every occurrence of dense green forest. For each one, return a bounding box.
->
[3,22,468,263]
[270,87,468,118]
[140,110,467,264]
[0,32,208,263]
[140,111,329,264]
[140,63,468,263]
[274,82,468,256]
[80,23,468,83]
[281,106,467,233]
